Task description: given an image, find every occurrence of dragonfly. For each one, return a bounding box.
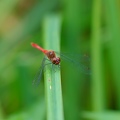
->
[31,42,91,86]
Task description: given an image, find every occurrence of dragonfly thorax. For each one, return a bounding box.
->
[46,50,60,65]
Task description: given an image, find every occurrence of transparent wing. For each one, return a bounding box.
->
[32,57,50,86]
[56,52,90,62]
[56,52,91,75]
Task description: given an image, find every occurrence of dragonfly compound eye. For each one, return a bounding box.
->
[54,57,60,65]
[52,57,60,65]
[57,57,60,62]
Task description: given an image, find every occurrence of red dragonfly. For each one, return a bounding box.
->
[31,43,60,65]
[31,42,91,86]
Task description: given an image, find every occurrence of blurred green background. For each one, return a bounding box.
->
[0,0,120,120]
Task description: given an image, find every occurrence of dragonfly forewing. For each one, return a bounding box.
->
[56,52,91,75]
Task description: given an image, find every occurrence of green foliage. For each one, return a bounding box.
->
[0,0,120,120]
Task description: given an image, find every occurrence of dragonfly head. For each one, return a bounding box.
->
[52,57,60,65]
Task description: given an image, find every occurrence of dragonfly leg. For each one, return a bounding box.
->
[58,64,60,68]
[52,64,56,72]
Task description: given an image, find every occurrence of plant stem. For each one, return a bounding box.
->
[43,14,64,120]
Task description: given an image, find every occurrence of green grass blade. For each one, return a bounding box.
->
[0,102,4,120]
[105,0,120,109]
[91,0,105,111]
[82,111,120,120]
[62,0,85,119]
[43,14,64,120]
